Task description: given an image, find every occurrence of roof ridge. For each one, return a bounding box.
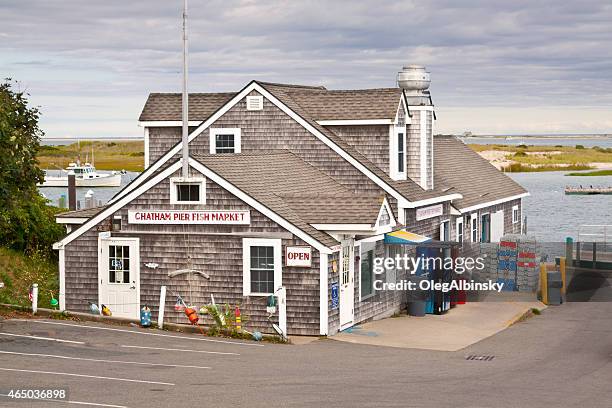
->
[256,81,327,90]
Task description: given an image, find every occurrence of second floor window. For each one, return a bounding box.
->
[397,131,405,173]
[210,128,241,154]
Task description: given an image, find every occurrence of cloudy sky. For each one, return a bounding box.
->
[2,0,611,138]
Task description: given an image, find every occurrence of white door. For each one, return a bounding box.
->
[490,210,505,243]
[339,239,355,328]
[99,237,140,319]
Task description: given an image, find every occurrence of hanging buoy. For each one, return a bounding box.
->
[266,295,277,314]
[235,305,241,331]
[50,296,59,309]
[140,306,151,327]
[101,304,112,316]
[184,307,198,325]
[88,302,100,315]
[174,296,185,312]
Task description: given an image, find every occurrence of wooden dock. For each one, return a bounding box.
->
[565,186,612,195]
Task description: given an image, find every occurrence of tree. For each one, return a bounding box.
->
[0,79,63,256]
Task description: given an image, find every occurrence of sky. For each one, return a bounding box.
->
[1,0,612,139]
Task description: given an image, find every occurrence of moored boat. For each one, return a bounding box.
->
[39,162,123,187]
[564,186,612,195]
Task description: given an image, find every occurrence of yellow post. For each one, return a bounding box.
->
[540,263,548,305]
[559,257,566,295]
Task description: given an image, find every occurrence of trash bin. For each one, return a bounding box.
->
[547,271,563,305]
[407,275,427,317]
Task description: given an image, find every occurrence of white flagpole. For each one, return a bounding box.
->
[181,0,189,178]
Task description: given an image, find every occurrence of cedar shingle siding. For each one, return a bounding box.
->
[58,80,527,336]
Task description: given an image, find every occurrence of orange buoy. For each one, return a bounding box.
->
[184,307,198,325]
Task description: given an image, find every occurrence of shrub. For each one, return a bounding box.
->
[575,144,585,149]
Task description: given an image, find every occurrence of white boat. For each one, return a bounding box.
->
[39,163,123,187]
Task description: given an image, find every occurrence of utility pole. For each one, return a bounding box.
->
[181,0,189,178]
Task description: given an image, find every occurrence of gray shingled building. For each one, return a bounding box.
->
[54,66,527,336]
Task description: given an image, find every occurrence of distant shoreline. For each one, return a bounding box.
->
[461,134,612,140]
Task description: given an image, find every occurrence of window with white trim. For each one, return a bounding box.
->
[470,213,478,242]
[397,129,405,173]
[456,217,464,243]
[170,177,206,205]
[243,238,281,296]
[210,128,241,154]
[390,125,407,180]
[512,205,520,224]
[360,245,374,299]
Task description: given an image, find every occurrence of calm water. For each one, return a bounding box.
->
[39,171,610,244]
[464,136,612,148]
[509,172,612,242]
[39,171,140,207]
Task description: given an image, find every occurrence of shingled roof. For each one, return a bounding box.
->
[139,92,235,122]
[193,151,389,247]
[433,135,527,210]
[56,205,108,219]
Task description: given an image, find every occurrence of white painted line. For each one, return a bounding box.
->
[0,350,211,370]
[0,393,127,407]
[121,344,239,356]
[12,319,263,347]
[0,367,175,386]
[0,332,85,344]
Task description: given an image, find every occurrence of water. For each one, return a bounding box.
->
[38,171,140,207]
[508,172,612,242]
[464,136,612,148]
[39,169,610,245]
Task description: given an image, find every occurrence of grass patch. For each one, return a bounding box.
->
[37,141,144,172]
[531,308,541,315]
[0,247,58,309]
[502,163,593,172]
[566,169,612,176]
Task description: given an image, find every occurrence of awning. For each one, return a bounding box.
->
[384,230,432,245]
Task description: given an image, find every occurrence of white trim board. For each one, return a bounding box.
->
[55,217,88,224]
[458,193,529,214]
[319,252,329,335]
[113,81,459,209]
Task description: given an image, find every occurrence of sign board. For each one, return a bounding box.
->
[285,246,312,267]
[415,204,443,221]
[331,282,339,309]
[128,210,250,225]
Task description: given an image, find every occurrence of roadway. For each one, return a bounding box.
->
[0,301,611,407]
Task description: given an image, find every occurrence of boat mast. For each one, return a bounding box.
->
[181,0,189,178]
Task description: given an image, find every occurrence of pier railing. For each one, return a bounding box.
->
[578,225,611,243]
[574,225,612,269]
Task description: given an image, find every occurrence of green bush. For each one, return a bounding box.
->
[513,151,527,157]
[575,144,585,149]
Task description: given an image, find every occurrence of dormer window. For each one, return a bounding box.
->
[210,128,241,154]
[170,177,206,205]
[390,125,407,180]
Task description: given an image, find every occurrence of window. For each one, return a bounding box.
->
[397,131,405,173]
[243,238,281,296]
[390,125,407,180]
[210,128,241,154]
[456,218,464,243]
[170,177,206,205]
[109,245,130,284]
[360,247,374,298]
[512,205,520,224]
[481,213,490,243]
[470,214,478,242]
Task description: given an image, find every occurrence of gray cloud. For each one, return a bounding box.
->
[1,0,611,137]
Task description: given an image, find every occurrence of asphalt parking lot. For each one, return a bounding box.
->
[1,302,612,408]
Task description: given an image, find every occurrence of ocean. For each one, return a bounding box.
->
[463,136,612,148]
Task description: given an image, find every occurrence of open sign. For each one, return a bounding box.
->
[285,246,312,267]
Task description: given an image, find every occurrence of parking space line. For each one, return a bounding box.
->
[121,344,239,355]
[12,319,263,347]
[0,350,211,370]
[0,394,127,407]
[0,367,175,386]
[0,332,85,344]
